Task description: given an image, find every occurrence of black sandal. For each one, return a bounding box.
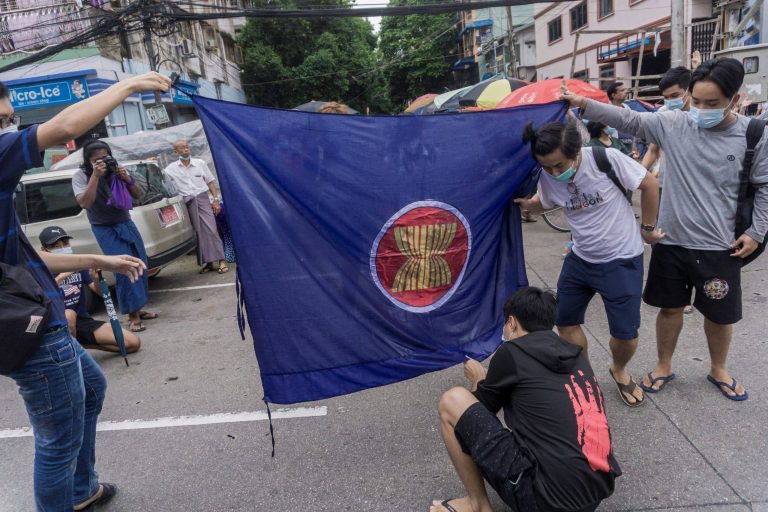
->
[75,482,118,511]
[439,499,459,512]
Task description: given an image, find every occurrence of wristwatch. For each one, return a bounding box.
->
[640,224,656,232]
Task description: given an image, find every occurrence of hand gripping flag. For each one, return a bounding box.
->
[194,96,567,404]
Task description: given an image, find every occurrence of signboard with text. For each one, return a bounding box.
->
[8,77,89,111]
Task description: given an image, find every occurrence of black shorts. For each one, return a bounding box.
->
[75,317,106,348]
[643,244,742,325]
[454,403,539,512]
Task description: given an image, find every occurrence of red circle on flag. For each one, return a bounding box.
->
[371,202,471,312]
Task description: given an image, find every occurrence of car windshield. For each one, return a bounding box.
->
[126,162,179,206]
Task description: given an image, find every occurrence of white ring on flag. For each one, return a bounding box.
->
[369,200,472,314]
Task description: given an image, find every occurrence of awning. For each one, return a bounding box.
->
[456,19,493,40]
[451,56,476,71]
[599,35,654,60]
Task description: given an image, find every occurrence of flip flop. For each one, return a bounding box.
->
[75,482,118,511]
[139,311,159,320]
[438,499,459,512]
[639,372,676,393]
[199,265,213,274]
[707,375,749,402]
[609,369,645,407]
[218,265,229,274]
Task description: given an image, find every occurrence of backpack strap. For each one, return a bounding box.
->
[592,146,632,204]
[738,118,767,203]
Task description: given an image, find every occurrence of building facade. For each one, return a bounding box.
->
[0,0,246,146]
[533,0,714,94]
[454,4,537,83]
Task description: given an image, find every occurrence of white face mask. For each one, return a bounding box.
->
[501,321,513,342]
[50,247,73,254]
[0,124,18,135]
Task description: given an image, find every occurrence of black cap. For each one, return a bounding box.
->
[39,226,72,247]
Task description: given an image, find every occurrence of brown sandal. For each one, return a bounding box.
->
[609,369,645,407]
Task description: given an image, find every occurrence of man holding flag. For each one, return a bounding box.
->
[0,72,170,511]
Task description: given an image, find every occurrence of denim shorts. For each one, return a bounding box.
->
[556,252,644,340]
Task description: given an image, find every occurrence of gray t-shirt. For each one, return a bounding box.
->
[584,100,768,250]
[72,169,131,226]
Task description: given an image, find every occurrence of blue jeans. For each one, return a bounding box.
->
[8,328,107,511]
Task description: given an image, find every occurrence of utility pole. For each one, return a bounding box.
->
[505,5,517,78]
[141,2,170,127]
[670,0,685,67]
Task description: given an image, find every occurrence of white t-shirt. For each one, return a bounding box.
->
[163,158,215,197]
[538,147,646,264]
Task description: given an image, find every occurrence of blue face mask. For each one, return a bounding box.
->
[179,155,191,161]
[688,99,733,129]
[554,166,577,182]
[606,127,618,137]
[50,247,73,254]
[664,97,685,111]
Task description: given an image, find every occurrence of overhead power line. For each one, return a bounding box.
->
[171,0,571,19]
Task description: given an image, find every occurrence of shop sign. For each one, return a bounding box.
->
[8,78,89,110]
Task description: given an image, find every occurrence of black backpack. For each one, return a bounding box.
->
[0,252,52,375]
[591,146,633,204]
[735,118,767,266]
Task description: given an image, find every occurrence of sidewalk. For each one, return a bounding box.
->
[521,220,768,511]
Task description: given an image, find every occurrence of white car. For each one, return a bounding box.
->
[15,160,197,283]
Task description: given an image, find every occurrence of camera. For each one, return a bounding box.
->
[101,155,118,175]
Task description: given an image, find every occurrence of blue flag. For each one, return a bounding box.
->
[194,97,567,404]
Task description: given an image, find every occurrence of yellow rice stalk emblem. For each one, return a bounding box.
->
[392,223,457,292]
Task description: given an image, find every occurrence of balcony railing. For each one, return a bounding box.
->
[597,33,656,63]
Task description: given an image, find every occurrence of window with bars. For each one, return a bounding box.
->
[570,2,588,32]
[548,17,562,44]
[599,64,615,90]
[598,0,613,19]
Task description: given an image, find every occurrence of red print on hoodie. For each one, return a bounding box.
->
[565,370,611,472]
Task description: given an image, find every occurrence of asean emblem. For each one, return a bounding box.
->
[370,201,472,313]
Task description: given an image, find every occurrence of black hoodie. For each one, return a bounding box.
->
[473,330,621,512]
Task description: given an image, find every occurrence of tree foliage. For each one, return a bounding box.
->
[238,0,389,112]
[378,0,459,111]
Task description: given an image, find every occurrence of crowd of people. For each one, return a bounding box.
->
[432,56,766,512]
[0,54,766,512]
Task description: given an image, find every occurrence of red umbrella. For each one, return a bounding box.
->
[495,79,609,109]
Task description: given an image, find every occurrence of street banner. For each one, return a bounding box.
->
[194,96,567,404]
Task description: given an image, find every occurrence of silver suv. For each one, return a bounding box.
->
[15,160,197,280]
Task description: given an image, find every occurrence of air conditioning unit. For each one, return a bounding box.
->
[181,39,195,57]
[205,38,219,51]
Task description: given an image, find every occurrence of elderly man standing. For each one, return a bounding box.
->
[164,140,228,274]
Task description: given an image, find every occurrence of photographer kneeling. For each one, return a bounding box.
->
[72,140,158,333]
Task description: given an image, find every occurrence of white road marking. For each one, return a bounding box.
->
[149,282,236,294]
[0,406,327,439]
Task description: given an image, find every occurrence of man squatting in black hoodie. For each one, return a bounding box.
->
[430,287,621,512]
